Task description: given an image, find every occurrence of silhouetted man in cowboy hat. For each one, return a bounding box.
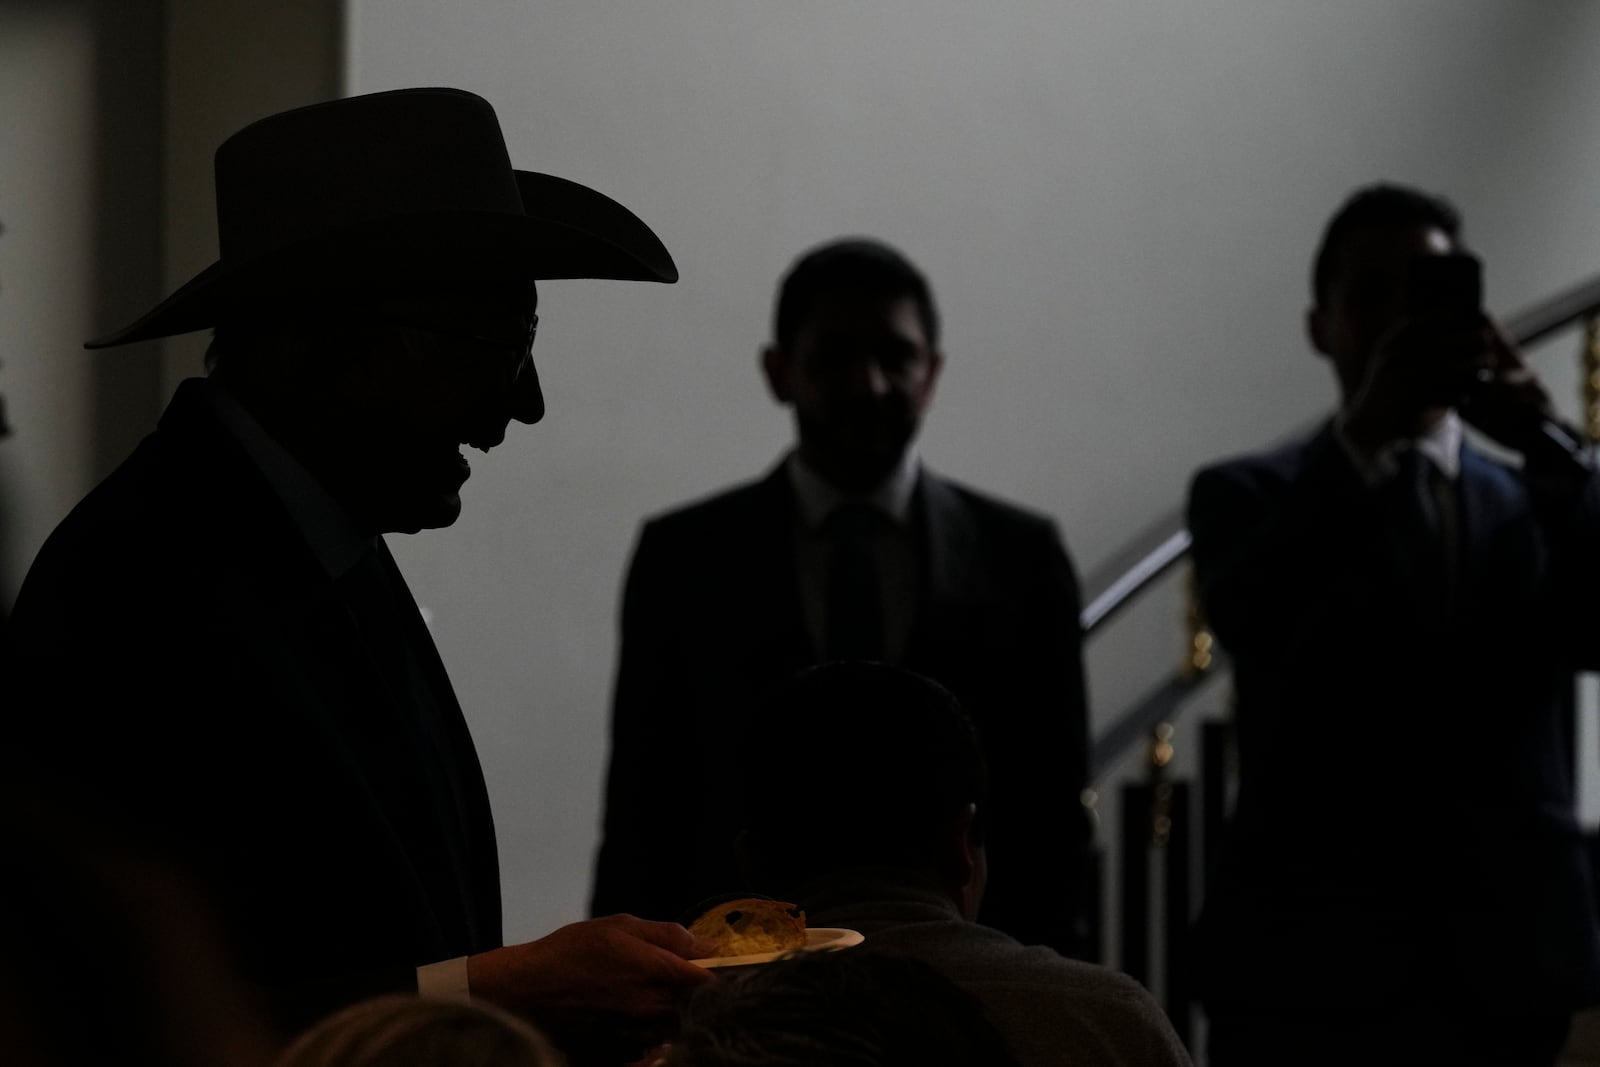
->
[2,87,713,1062]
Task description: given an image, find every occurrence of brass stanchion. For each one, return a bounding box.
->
[1149,724,1174,842]
[1183,568,1214,682]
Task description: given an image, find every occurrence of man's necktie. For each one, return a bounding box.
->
[824,501,886,663]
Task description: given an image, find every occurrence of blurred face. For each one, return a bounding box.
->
[324,284,544,534]
[1309,223,1455,401]
[762,293,942,493]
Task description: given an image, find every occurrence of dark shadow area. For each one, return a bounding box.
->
[0,766,279,1067]
[87,0,165,479]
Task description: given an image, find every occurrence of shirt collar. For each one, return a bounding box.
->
[785,449,920,531]
[205,376,375,579]
[1412,409,1463,481]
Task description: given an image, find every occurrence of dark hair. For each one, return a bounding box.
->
[738,661,987,890]
[664,947,1019,1067]
[271,994,559,1067]
[1311,182,1463,305]
[772,237,940,349]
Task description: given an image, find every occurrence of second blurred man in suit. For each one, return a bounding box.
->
[1187,182,1600,1065]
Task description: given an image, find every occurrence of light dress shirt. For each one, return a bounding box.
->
[207,376,471,1002]
[1333,408,1463,485]
[786,448,921,664]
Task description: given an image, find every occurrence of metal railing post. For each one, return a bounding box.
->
[1584,314,1600,444]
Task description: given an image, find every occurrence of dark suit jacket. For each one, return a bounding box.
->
[2,379,502,1033]
[1187,420,1600,1017]
[802,873,1193,1067]
[589,460,1093,954]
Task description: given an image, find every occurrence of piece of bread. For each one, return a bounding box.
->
[688,897,807,957]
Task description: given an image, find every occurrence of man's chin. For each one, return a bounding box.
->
[397,454,470,531]
[383,493,464,535]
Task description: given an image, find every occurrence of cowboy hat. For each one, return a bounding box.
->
[86,86,678,349]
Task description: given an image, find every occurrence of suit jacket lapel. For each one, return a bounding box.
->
[1452,444,1535,620]
[166,387,500,952]
[371,545,497,787]
[747,461,824,667]
[905,472,978,664]
[1455,447,1490,596]
[362,538,501,949]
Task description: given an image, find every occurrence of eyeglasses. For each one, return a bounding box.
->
[384,313,538,383]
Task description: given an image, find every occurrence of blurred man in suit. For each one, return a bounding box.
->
[3,88,711,1064]
[1187,182,1600,1065]
[591,236,1095,956]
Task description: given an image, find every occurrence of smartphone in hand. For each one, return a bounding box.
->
[1406,252,1484,406]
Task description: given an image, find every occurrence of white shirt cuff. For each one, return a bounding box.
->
[416,956,471,1002]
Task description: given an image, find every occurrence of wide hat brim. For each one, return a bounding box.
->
[87,89,678,349]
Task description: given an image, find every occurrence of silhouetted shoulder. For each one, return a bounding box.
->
[1190,432,1321,503]
[10,419,236,643]
[1461,441,1530,495]
[935,475,1066,538]
[853,917,1191,1067]
[960,937,1192,1067]
[638,470,785,543]
[637,466,1070,546]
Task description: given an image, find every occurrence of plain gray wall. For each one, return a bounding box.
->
[342,0,1600,943]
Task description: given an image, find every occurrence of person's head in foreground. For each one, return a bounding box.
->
[662,947,1019,1067]
[737,660,990,919]
[272,994,562,1067]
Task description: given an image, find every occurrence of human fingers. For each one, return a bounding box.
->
[597,913,717,961]
[567,916,715,1001]
[1482,316,1528,368]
